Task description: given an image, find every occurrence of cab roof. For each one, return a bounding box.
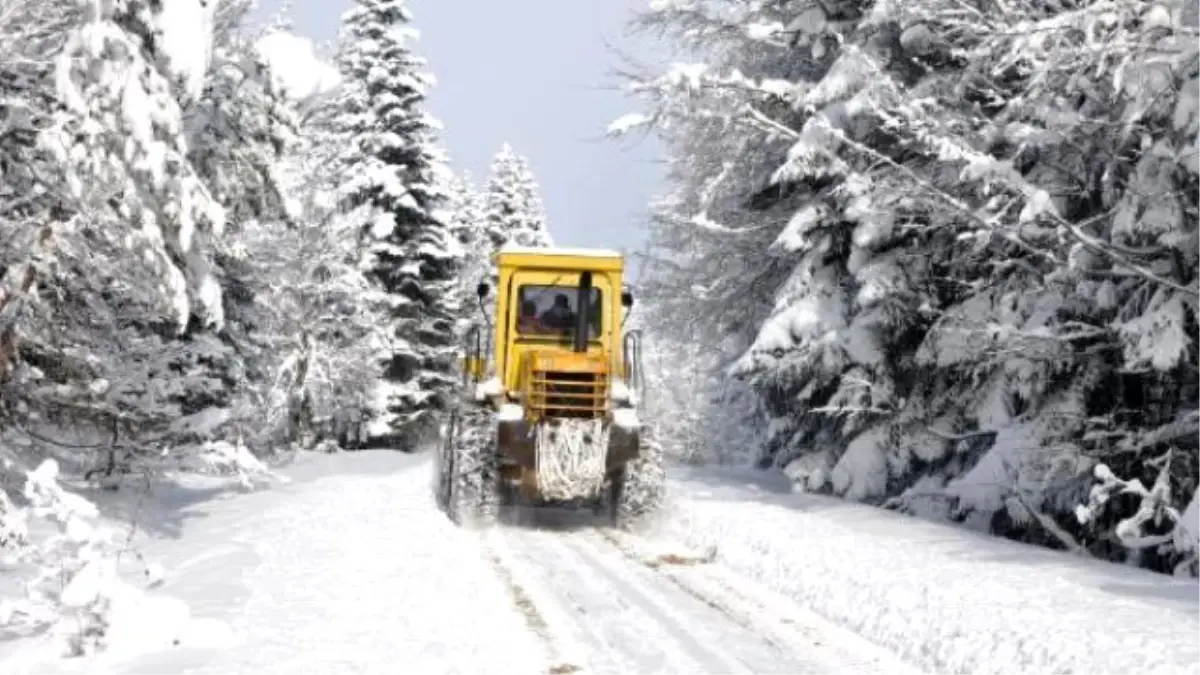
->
[495,246,624,272]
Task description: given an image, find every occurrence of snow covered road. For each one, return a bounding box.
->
[0,450,913,675]
[484,511,911,674]
[4,450,1195,675]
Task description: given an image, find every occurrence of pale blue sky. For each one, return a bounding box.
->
[255,0,665,257]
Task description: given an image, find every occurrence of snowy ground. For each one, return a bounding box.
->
[0,452,544,675]
[1,453,1196,674]
[647,467,1200,675]
[487,508,910,674]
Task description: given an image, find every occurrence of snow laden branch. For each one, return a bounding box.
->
[1076,449,1199,576]
[45,0,227,331]
[742,101,1198,298]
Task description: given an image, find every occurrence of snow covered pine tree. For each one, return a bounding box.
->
[483,144,554,254]
[445,144,552,329]
[442,171,490,329]
[332,0,460,451]
[620,0,1198,573]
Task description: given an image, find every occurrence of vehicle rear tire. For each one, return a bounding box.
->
[445,406,501,527]
[611,433,666,530]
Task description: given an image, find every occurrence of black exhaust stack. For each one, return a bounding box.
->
[574,271,592,353]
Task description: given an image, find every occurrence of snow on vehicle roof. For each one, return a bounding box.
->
[498,245,624,258]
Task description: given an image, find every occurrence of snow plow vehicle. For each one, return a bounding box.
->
[436,246,663,528]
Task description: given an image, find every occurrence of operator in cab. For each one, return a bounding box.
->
[518,300,543,333]
[539,294,576,331]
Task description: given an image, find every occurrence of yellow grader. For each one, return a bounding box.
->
[436,246,662,527]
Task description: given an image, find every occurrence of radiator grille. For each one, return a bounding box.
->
[526,371,608,419]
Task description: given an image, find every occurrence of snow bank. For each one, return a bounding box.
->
[0,467,247,672]
[651,467,1199,675]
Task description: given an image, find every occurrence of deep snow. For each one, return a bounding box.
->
[646,466,1200,675]
[0,451,544,675]
[1,453,1196,675]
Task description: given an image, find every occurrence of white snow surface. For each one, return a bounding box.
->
[612,407,640,429]
[0,452,543,674]
[497,244,623,258]
[475,375,504,401]
[610,379,639,406]
[3,455,1196,675]
[486,512,908,675]
[497,402,524,421]
[650,466,1200,675]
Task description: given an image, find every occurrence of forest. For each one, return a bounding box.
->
[621,0,1199,578]
[0,0,1195,650]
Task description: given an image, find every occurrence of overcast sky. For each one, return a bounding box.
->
[255,0,665,258]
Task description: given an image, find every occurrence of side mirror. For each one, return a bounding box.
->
[476,282,490,299]
[621,290,634,308]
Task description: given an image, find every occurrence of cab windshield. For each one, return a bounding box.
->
[516,285,602,340]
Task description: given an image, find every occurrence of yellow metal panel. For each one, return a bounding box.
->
[519,348,611,421]
[529,351,606,373]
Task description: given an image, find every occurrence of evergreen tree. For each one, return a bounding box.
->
[483,144,554,253]
[622,0,1199,573]
[332,0,459,450]
[443,171,490,325]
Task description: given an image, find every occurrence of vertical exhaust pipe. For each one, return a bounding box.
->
[574,271,592,353]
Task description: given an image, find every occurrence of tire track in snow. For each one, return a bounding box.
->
[496,523,718,674]
[593,528,772,634]
[544,528,754,674]
[591,527,922,675]
[592,527,794,653]
[481,528,586,675]
[486,509,915,675]
[499,516,828,674]
[564,528,802,673]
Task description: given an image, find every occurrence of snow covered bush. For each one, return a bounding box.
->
[179,439,280,491]
[443,171,491,331]
[1,458,126,655]
[232,90,389,450]
[633,314,764,467]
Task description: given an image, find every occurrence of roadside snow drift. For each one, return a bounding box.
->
[2,451,544,674]
[650,467,1199,675]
